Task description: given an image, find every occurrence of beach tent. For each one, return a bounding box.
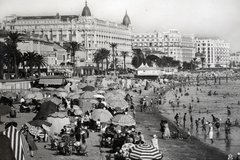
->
[3,125,27,160]
[33,101,58,120]
[47,112,70,134]
[0,134,15,160]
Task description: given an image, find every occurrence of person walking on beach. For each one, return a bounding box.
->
[208,123,214,144]
[160,120,165,139]
[163,120,171,139]
[151,134,159,150]
[174,113,179,126]
[183,113,187,128]
[225,118,232,141]
[190,114,193,127]
[195,119,200,132]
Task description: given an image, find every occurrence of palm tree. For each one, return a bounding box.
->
[109,43,117,75]
[5,31,23,78]
[35,54,47,77]
[132,49,144,68]
[4,43,13,79]
[200,54,205,69]
[121,51,128,71]
[103,49,110,75]
[67,41,79,76]
[0,42,6,79]
[20,52,28,79]
[93,50,102,75]
[25,51,38,76]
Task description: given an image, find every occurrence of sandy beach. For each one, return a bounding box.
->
[0,80,236,160]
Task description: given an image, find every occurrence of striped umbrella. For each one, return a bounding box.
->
[111,114,136,126]
[130,144,163,160]
[3,125,26,160]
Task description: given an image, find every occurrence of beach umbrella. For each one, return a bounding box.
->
[113,90,126,97]
[2,92,16,98]
[81,91,94,99]
[122,143,135,158]
[43,87,56,91]
[47,112,70,134]
[89,99,99,104]
[97,90,105,94]
[130,144,163,160]
[111,114,136,126]
[49,97,62,105]
[34,92,43,100]
[24,93,35,99]
[93,94,105,99]
[82,85,95,91]
[56,92,68,97]
[68,94,81,99]
[27,120,52,127]
[30,87,41,92]
[109,99,128,109]
[55,88,67,92]
[0,104,11,122]
[74,90,85,94]
[92,109,113,122]
[3,125,26,160]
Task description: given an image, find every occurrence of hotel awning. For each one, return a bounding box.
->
[39,78,64,85]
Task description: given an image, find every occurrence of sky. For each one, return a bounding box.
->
[0,0,240,52]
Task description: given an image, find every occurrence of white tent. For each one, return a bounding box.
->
[47,112,70,134]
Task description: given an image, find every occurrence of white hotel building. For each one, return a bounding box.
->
[132,29,196,62]
[195,38,231,67]
[3,1,133,66]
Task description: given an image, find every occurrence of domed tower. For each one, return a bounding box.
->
[122,11,131,26]
[82,1,91,17]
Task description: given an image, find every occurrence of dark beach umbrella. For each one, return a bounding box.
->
[28,120,52,127]
[0,104,11,123]
[82,85,95,91]
[33,101,58,120]
[130,144,163,160]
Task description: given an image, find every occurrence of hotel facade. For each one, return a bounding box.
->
[132,29,196,63]
[3,1,133,66]
[195,38,231,67]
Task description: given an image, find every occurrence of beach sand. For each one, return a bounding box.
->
[0,85,231,160]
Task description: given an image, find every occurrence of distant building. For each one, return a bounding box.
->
[132,29,196,62]
[3,1,133,66]
[230,52,240,67]
[195,38,231,67]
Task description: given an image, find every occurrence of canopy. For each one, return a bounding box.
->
[130,144,163,160]
[3,125,26,160]
[111,114,136,126]
[91,109,113,122]
[47,112,70,134]
[39,78,64,85]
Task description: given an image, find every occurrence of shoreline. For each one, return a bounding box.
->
[133,83,230,160]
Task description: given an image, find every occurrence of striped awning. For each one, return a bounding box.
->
[3,126,26,160]
[39,78,63,85]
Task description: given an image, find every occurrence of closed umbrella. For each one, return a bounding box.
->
[130,144,163,160]
[111,114,136,126]
[92,109,113,122]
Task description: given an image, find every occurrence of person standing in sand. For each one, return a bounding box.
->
[208,123,214,144]
[151,134,159,150]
